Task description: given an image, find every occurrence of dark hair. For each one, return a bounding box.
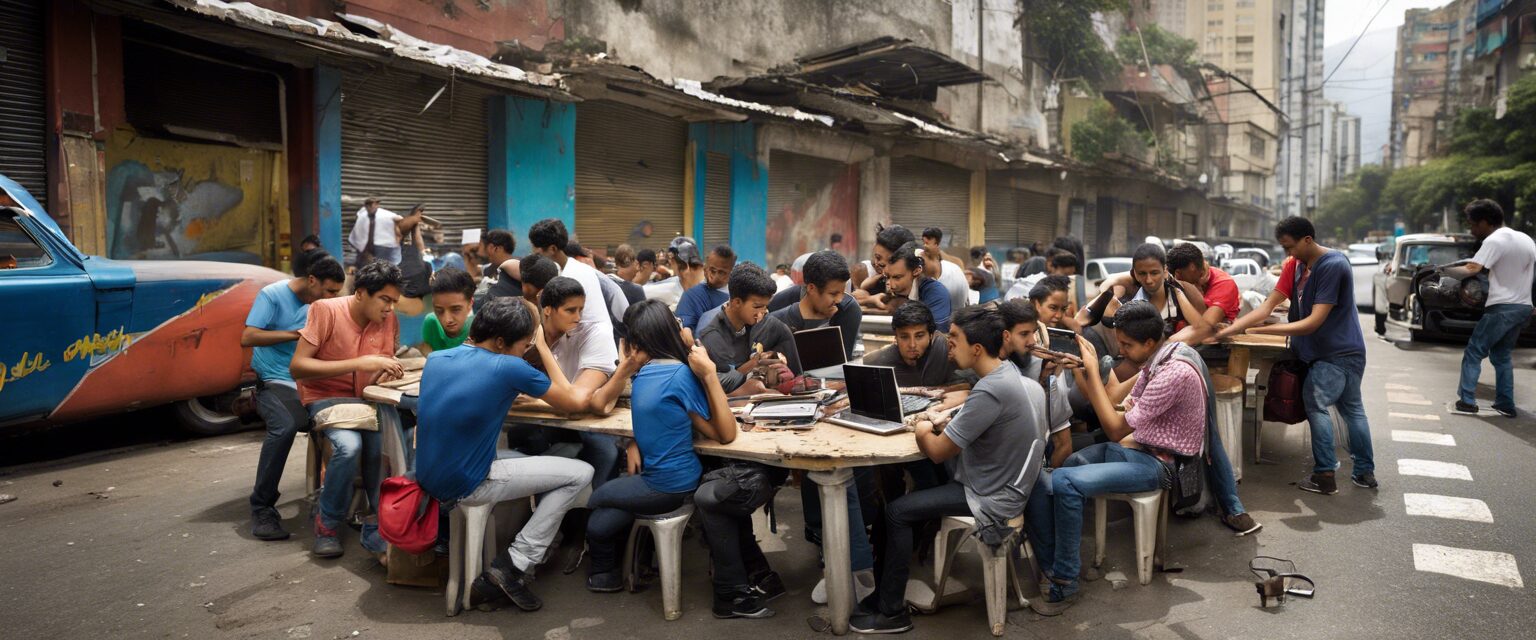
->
[1132,242,1167,266]
[408,203,426,215]
[429,266,476,299]
[922,227,943,242]
[1115,301,1165,343]
[775,263,791,271]
[1166,243,1206,271]
[969,246,988,262]
[727,263,776,301]
[299,234,322,248]
[482,229,516,254]
[711,244,737,261]
[830,232,843,244]
[612,244,637,267]
[998,298,1039,330]
[1051,236,1085,267]
[303,251,345,283]
[470,297,536,344]
[875,224,916,253]
[564,241,590,258]
[952,306,1005,357]
[637,248,657,265]
[890,300,936,332]
[539,275,586,309]
[802,250,851,290]
[354,260,403,295]
[1029,274,1072,302]
[520,253,559,290]
[887,241,925,272]
[623,299,691,361]
[1464,199,1504,226]
[1049,253,1079,272]
[1274,216,1316,242]
[528,218,569,251]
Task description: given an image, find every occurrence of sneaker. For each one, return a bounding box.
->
[1452,401,1480,415]
[586,571,624,593]
[1298,473,1338,495]
[1029,582,1080,617]
[468,573,511,611]
[751,571,787,602]
[1351,473,1379,489]
[251,509,290,541]
[1222,513,1263,537]
[848,610,913,634]
[811,569,877,605]
[312,516,343,558]
[1494,407,1517,418]
[359,522,387,554]
[486,556,542,611]
[713,586,775,619]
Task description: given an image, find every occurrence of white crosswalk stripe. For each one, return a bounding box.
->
[1387,392,1433,406]
[1397,459,1473,480]
[1384,383,1417,391]
[1389,412,1440,422]
[1391,430,1456,446]
[1412,544,1524,588]
[1404,493,1493,523]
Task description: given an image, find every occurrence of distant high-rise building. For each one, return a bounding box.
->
[1317,100,1361,189]
[1276,0,1325,217]
[1389,0,1472,169]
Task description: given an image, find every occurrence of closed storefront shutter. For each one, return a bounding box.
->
[702,151,731,251]
[891,157,970,249]
[1016,189,1058,249]
[983,178,1057,251]
[0,0,47,208]
[766,151,859,269]
[340,70,491,255]
[575,101,687,253]
[1148,207,1177,238]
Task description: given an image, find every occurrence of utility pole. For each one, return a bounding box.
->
[1298,0,1314,215]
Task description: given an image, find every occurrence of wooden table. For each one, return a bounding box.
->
[363,374,925,635]
[1221,333,1291,464]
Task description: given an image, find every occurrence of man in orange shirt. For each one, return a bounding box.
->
[291,260,404,558]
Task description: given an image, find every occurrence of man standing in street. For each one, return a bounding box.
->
[1216,217,1375,494]
[1449,199,1535,417]
[243,252,346,541]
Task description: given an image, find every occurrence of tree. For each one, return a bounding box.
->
[1315,163,1391,241]
[1019,0,1126,86]
[1115,24,1198,75]
[1071,99,1152,165]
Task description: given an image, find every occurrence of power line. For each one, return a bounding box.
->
[1322,0,1393,87]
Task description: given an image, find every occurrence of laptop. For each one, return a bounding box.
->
[825,364,910,435]
[794,325,847,380]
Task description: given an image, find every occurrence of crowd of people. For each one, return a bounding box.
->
[240,200,1535,633]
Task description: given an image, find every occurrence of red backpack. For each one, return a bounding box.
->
[1263,263,1309,424]
[378,476,439,555]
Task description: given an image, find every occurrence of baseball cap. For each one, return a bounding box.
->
[668,236,703,265]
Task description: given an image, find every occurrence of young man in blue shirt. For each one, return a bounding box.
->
[242,250,346,541]
[877,242,953,333]
[677,244,736,332]
[1216,216,1376,494]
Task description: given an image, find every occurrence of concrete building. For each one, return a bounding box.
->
[1390,2,1468,168]
[1275,0,1325,217]
[1317,100,1361,189]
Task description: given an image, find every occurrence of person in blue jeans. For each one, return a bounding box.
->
[1217,216,1376,494]
[583,300,739,592]
[1447,199,1536,417]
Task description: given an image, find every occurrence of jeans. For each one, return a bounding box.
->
[460,450,593,573]
[250,383,308,515]
[1302,357,1375,475]
[585,475,691,575]
[309,398,382,531]
[1204,419,1246,516]
[874,482,971,616]
[374,244,402,265]
[507,424,622,489]
[800,468,877,572]
[695,476,774,589]
[1025,443,1163,585]
[1458,303,1532,413]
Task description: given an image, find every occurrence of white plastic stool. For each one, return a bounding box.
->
[929,515,1036,636]
[444,502,498,616]
[622,502,695,621]
[1212,374,1245,481]
[1092,490,1168,585]
[1300,406,1353,460]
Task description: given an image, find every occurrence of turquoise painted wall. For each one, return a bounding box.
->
[315,66,343,259]
[490,97,576,249]
[688,122,767,267]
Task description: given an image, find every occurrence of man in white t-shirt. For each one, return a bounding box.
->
[1449,199,1536,417]
[920,227,970,312]
[539,276,622,487]
[347,198,406,265]
[526,218,614,334]
[644,237,705,310]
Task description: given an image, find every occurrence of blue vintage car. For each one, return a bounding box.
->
[0,173,287,434]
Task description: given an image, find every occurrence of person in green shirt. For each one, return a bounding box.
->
[420,267,476,354]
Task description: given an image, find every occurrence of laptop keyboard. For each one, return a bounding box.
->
[840,412,898,427]
[900,394,935,414]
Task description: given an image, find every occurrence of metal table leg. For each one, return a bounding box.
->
[809,468,855,636]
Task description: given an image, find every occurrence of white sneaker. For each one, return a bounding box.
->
[810,569,876,605]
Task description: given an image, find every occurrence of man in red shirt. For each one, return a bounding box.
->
[1168,244,1239,332]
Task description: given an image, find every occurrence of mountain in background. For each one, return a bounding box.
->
[1323,28,1397,166]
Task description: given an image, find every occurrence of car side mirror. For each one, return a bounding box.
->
[1375,246,1391,261]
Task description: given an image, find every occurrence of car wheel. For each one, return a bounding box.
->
[1409,297,1432,342]
[172,395,251,436]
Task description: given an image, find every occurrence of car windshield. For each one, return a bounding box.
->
[1098,258,1132,274]
[1402,243,1477,269]
[0,211,54,269]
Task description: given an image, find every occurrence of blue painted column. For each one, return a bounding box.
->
[688,124,709,241]
[314,66,343,259]
[489,96,575,247]
[688,122,766,266]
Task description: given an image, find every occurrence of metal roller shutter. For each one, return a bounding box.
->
[765,151,858,269]
[1148,207,1177,238]
[983,180,1057,251]
[340,70,491,255]
[1016,189,1058,248]
[702,151,731,250]
[575,101,687,253]
[890,157,969,249]
[0,0,47,208]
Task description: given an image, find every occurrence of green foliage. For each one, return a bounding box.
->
[1315,164,1391,241]
[1115,24,1198,74]
[1071,100,1152,164]
[1020,0,1126,85]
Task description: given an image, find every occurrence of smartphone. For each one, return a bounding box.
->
[1046,327,1081,356]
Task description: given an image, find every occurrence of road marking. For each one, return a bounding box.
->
[1389,372,1410,378]
[1412,544,1523,588]
[1390,412,1440,422]
[1404,493,1493,523]
[1388,392,1433,406]
[1392,430,1456,446]
[1385,383,1417,391]
[1398,459,1473,480]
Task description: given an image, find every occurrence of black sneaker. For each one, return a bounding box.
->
[586,571,624,593]
[251,509,290,541]
[1494,407,1517,418]
[486,556,542,611]
[1222,513,1262,536]
[467,574,511,611]
[1298,473,1338,495]
[849,610,913,634]
[1452,401,1480,415]
[751,571,787,602]
[1352,473,1379,489]
[713,587,775,619]
[1029,582,1080,617]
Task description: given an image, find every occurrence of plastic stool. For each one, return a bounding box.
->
[1212,374,1245,481]
[1092,490,1168,585]
[444,502,498,616]
[621,502,695,621]
[304,433,366,521]
[929,515,1036,636]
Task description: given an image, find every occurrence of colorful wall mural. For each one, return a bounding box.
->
[765,162,859,269]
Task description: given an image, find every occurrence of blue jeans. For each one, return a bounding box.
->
[1302,357,1374,475]
[309,399,382,531]
[250,382,308,514]
[585,474,691,575]
[1458,303,1532,413]
[506,424,622,489]
[1204,419,1245,516]
[1025,443,1164,584]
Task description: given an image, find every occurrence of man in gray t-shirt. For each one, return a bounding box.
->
[852,307,1046,634]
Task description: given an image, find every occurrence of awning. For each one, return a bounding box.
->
[793,37,991,100]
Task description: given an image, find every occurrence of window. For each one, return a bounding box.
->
[1402,244,1476,268]
[1236,51,1254,62]
[1404,53,1415,63]
[0,212,53,269]
[1424,51,1441,61]
[1208,19,1224,28]
[1235,15,1254,26]
[1247,133,1265,156]
[1208,2,1223,11]
[1236,35,1254,45]
[1235,0,1255,7]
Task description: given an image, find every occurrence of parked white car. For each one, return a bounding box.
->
[1222,257,1277,297]
[1083,257,1132,298]
[1347,242,1381,309]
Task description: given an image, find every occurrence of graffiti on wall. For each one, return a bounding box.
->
[105,133,276,265]
[766,163,860,269]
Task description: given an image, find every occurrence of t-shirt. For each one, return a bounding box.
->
[1004,272,1045,300]
[1274,257,1299,298]
[1289,250,1367,370]
[643,277,685,309]
[347,207,402,252]
[557,257,614,330]
[906,277,953,333]
[476,261,523,314]
[549,321,618,379]
[943,361,1045,523]
[629,362,710,493]
[1201,267,1240,322]
[414,345,551,501]
[696,308,800,391]
[936,260,970,315]
[295,297,399,406]
[676,283,730,332]
[1011,352,1072,434]
[772,273,794,292]
[971,267,1000,303]
[611,274,646,305]
[863,338,959,387]
[1125,342,1205,456]
[422,312,472,352]
[768,286,863,359]
[246,280,308,383]
[1473,226,1536,306]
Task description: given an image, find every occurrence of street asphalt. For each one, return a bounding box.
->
[2,314,1532,639]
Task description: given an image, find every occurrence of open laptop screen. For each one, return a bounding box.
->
[794,325,845,372]
[843,364,903,422]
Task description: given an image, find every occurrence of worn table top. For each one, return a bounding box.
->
[1222,333,1291,354]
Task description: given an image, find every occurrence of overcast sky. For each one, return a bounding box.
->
[1325,0,1453,48]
